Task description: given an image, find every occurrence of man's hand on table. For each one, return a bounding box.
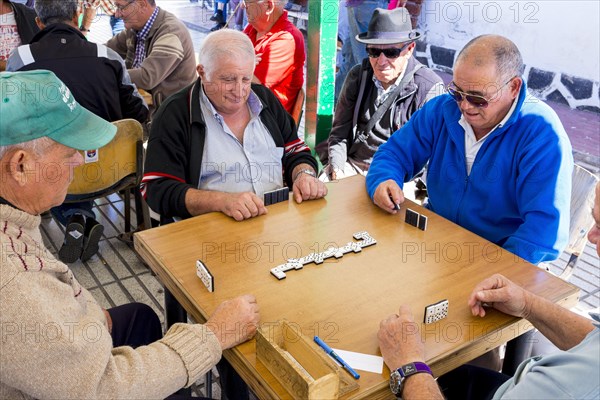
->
[378,305,425,371]
[468,274,532,319]
[220,192,267,221]
[373,179,405,214]
[206,294,260,350]
[292,169,328,203]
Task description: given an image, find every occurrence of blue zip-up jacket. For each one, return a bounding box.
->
[366,81,573,264]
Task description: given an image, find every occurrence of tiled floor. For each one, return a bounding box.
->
[71,2,600,397]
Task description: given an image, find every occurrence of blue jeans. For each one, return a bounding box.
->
[110,15,125,36]
[51,199,95,227]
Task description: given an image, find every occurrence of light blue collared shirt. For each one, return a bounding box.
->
[197,87,284,199]
[493,313,600,399]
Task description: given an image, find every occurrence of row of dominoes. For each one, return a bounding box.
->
[423,299,449,324]
[263,187,290,206]
[405,208,428,231]
[270,231,377,280]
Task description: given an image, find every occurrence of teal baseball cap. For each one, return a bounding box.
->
[0,70,116,150]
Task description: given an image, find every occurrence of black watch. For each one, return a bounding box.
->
[390,361,432,397]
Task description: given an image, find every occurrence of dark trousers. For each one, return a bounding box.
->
[216,358,249,400]
[107,303,162,348]
[437,365,512,400]
[107,303,208,399]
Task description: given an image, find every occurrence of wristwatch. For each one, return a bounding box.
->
[293,168,316,181]
[79,26,90,32]
[389,362,432,397]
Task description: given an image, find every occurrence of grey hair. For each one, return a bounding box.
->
[198,29,256,78]
[35,0,78,25]
[0,137,55,161]
[456,34,524,81]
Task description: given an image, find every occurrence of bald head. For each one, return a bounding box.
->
[456,35,523,82]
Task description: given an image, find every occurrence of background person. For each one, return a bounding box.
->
[106,0,196,108]
[335,0,387,103]
[320,7,443,180]
[243,0,304,114]
[0,0,38,71]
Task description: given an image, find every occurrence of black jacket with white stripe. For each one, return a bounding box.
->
[7,23,148,124]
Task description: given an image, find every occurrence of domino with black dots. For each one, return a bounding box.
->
[196,260,214,292]
[424,299,449,324]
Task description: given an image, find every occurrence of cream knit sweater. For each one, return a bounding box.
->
[0,205,222,399]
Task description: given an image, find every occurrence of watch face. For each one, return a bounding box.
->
[389,370,402,395]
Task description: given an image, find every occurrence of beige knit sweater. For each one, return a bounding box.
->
[0,205,222,399]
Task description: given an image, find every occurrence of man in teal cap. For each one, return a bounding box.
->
[0,70,261,400]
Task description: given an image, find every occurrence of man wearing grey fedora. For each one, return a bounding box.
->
[320,7,443,181]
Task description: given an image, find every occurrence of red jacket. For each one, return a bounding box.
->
[244,11,305,114]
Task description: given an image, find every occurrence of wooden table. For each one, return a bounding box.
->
[134,175,579,399]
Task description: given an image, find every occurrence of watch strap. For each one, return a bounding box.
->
[293,168,316,181]
[398,361,432,378]
[390,362,432,396]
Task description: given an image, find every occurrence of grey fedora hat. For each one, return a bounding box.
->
[356,8,422,45]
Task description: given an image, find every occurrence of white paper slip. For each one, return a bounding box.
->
[332,348,384,374]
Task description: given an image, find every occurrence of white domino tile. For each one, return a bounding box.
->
[270,268,286,280]
[424,299,449,324]
[196,260,214,292]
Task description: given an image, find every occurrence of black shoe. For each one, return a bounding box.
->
[58,214,85,263]
[210,9,224,23]
[210,22,225,31]
[81,217,104,262]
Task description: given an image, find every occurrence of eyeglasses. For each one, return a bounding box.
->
[446,78,515,108]
[366,43,409,59]
[115,0,136,13]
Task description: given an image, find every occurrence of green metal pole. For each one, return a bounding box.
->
[305,0,339,158]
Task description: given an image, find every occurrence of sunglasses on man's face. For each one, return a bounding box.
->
[366,43,409,59]
[446,78,514,108]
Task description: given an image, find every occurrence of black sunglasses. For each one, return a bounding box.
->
[366,43,409,59]
[446,78,514,108]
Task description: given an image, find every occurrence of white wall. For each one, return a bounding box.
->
[418,0,600,81]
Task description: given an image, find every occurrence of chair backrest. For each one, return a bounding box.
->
[67,119,143,199]
[291,87,305,128]
[566,164,599,256]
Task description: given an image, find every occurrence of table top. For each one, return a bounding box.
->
[134,175,579,399]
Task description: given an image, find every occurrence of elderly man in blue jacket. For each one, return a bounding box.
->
[366,34,572,264]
